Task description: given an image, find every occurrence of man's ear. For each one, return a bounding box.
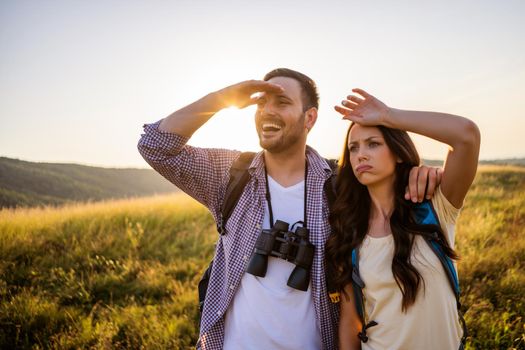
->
[305,107,318,132]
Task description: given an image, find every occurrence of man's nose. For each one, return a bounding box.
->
[261,100,277,116]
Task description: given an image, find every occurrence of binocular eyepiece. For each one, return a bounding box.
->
[246,220,315,291]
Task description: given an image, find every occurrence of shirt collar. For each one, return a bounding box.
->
[248,146,334,180]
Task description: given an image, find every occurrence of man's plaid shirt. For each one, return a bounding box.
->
[138,121,339,349]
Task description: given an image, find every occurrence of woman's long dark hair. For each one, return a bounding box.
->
[326,123,459,312]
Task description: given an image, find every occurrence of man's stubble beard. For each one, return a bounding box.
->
[258,113,306,154]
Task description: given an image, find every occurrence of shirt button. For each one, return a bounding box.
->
[256,224,261,229]
[230,285,235,290]
[217,311,221,316]
[243,255,248,261]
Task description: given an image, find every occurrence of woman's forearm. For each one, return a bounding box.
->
[384,108,480,150]
[384,107,480,207]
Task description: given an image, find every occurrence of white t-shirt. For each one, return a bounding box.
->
[223,176,322,350]
[359,187,463,350]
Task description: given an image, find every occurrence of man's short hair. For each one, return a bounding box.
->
[264,68,319,111]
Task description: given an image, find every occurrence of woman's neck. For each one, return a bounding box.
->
[367,181,396,237]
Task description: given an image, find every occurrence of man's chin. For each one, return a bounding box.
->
[259,139,285,153]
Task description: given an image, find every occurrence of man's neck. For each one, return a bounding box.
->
[264,145,307,188]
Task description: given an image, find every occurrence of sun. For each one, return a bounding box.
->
[190,105,261,152]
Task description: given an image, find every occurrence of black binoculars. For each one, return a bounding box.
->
[246,220,315,291]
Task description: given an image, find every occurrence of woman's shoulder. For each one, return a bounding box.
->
[431,186,462,226]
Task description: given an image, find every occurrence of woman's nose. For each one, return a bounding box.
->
[357,149,368,161]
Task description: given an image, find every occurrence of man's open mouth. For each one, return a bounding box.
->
[262,123,283,132]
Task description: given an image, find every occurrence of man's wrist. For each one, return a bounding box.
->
[204,90,228,112]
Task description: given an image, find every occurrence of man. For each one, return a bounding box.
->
[138,68,439,349]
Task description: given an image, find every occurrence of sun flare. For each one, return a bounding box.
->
[190,105,261,152]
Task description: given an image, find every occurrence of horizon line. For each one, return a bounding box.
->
[2,154,525,170]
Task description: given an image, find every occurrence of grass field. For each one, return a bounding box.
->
[0,166,524,349]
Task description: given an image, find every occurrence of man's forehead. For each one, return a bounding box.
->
[257,91,292,100]
[265,76,302,98]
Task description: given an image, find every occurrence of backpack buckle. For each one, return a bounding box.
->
[329,292,341,303]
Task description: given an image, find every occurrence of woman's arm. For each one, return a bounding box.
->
[335,89,480,208]
[386,107,480,207]
[339,284,362,350]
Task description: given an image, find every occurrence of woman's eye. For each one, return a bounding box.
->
[349,146,358,152]
[369,142,379,148]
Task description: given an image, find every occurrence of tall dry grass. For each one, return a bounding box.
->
[0,166,524,349]
[1,194,216,349]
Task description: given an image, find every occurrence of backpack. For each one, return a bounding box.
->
[333,200,468,348]
[198,151,338,313]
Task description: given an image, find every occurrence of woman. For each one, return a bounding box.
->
[326,89,480,350]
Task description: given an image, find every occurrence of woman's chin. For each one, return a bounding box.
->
[355,173,375,186]
[357,173,395,188]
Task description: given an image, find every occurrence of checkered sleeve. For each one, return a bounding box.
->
[137,120,240,215]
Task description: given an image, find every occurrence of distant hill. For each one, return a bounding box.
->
[0,157,178,208]
[479,158,525,166]
[2,156,523,209]
[423,158,525,167]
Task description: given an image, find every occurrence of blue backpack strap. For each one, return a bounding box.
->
[351,247,378,343]
[331,201,467,347]
[413,201,460,297]
[351,249,364,318]
[413,201,468,347]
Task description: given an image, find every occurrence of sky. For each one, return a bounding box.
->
[1,0,524,168]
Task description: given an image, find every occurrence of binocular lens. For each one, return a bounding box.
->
[246,253,269,277]
[246,220,312,291]
[287,266,310,291]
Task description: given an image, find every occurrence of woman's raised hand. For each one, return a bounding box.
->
[334,88,390,126]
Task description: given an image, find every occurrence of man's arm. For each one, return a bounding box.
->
[138,80,283,212]
[158,80,283,137]
[405,165,443,203]
[138,123,238,212]
[387,108,479,208]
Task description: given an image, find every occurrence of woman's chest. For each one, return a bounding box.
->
[359,235,444,291]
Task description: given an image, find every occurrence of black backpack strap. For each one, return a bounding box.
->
[200,152,256,315]
[324,158,341,303]
[218,151,256,235]
[323,158,338,210]
[198,260,213,314]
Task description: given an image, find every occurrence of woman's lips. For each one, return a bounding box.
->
[355,164,372,173]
